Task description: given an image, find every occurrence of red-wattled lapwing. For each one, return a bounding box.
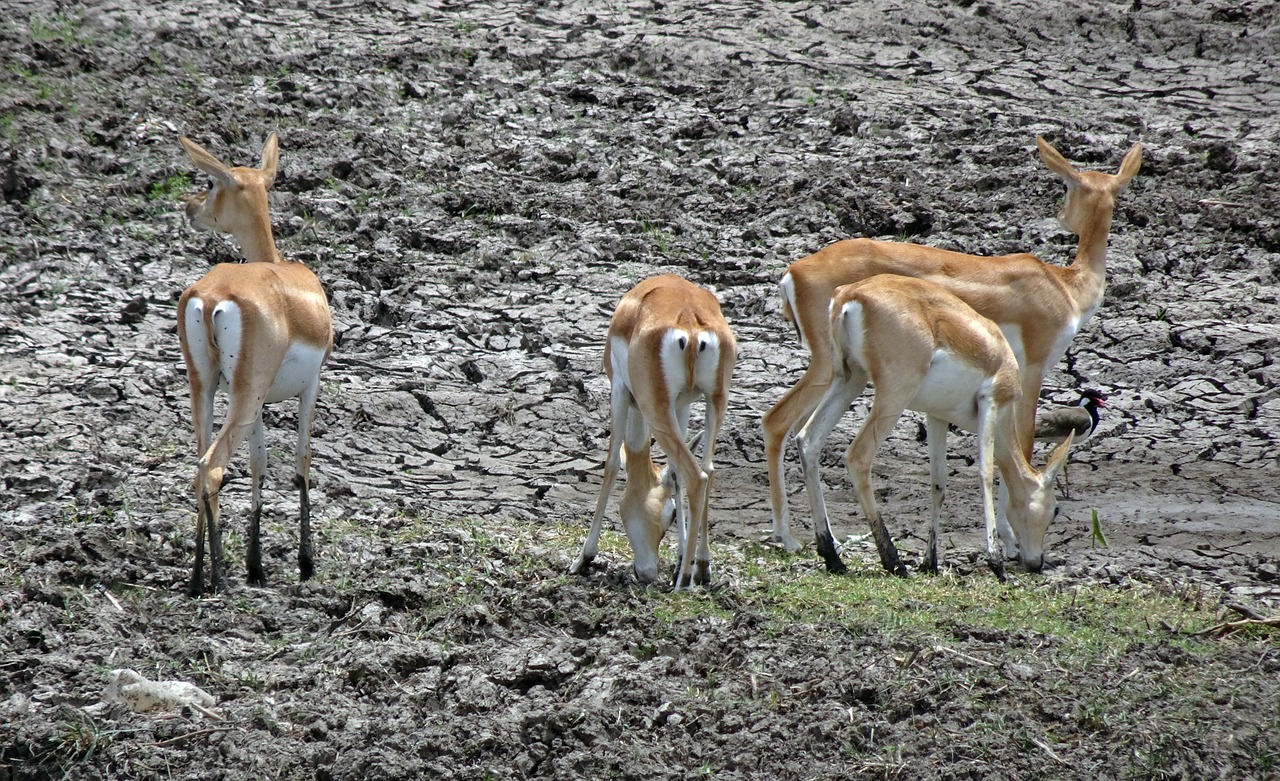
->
[1034,389,1106,497]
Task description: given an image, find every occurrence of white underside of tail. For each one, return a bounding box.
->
[661,329,720,405]
[779,272,805,350]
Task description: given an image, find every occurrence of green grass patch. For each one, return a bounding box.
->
[28,14,82,43]
[402,515,1254,663]
[148,173,192,201]
[741,550,1208,654]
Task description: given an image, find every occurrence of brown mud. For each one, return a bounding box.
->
[1,1,1278,779]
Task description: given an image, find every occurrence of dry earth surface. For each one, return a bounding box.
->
[1,0,1279,779]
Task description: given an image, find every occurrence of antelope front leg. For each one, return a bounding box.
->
[572,427,624,576]
[925,415,949,575]
[976,396,1006,581]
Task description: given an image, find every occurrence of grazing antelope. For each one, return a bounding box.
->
[764,136,1141,555]
[795,275,1074,579]
[569,274,736,589]
[1034,388,1107,497]
[177,133,333,596]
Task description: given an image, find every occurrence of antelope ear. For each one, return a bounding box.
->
[1041,430,1075,488]
[658,465,678,493]
[180,137,235,188]
[259,132,280,188]
[1036,136,1081,186]
[1114,142,1143,190]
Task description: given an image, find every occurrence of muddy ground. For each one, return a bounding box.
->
[1,0,1278,779]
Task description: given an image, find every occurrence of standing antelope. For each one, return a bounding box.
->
[177,133,333,596]
[764,137,1141,555]
[796,275,1074,579]
[569,274,736,589]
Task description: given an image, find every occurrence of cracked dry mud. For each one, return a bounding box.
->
[1,1,1278,779]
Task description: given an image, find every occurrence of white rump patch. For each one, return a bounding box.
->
[210,300,244,388]
[660,329,692,395]
[610,336,632,393]
[692,332,721,392]
[182,298,216,381]
[779,272,806,350]
[838,300,867,372]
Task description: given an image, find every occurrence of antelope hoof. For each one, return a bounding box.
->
[988,557,1007,582]
[693,560,712,586]
[819,549,848,575]
[774,531,803,553]
[671,567,698,590]
[883,555,908,579]
[816,534,847,575]
[569,554,594,577]
[875,544,906,578]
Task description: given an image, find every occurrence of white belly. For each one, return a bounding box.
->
[908,349,990,432]
[265,342,327,403]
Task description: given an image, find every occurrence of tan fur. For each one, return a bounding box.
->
[177,133,333,596]
[798,275,1073,577]
[765,137,1141,551]
[572,274,737,588]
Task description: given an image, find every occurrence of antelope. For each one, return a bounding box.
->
[795,275,1074,579]
[177,133,333,596]
[763,136,1141,555]
[569,274,736,588]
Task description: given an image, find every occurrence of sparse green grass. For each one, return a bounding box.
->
[4,508,1274,778]
[7,63,36,80]
[567,529,1274,681]
[744,551,1207,656]
[148,173,192,202]
[48,708,116,766]
[28,14,82,44]
[378,515,1260,666]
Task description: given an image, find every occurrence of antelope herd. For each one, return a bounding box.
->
[174,134,1140,594]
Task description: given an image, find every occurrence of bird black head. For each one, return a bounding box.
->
[1081,389,1107,407]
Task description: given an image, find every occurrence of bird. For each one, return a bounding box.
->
[1034,389,1106,497]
